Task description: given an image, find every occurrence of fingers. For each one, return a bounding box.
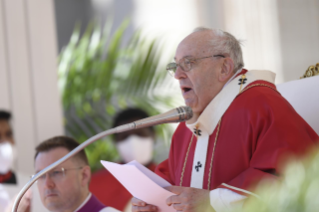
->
[131,197,147,206]
[17,190,32,212]
[131,197,157,212]
[166,194,183,206]
[132,205,157,212]
[25,189,32,201]
[165,185,183,194]
[170,203,184,211]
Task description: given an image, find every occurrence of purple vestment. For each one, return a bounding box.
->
[76,194,106,212]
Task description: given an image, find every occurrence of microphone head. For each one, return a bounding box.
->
[116,106,193,132]
[176,106,193,122]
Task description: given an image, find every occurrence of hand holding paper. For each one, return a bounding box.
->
[101,160,175,212]
[131,197,157,212]
[165,186,213,212]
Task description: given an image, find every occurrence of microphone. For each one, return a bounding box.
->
[12,106,192,212]
[114,106,193,133]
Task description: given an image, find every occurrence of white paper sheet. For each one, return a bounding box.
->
[101,160,175,212]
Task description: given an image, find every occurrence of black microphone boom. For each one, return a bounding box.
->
[11,106,193,212]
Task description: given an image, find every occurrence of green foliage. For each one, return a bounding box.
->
[244,148,319,212]
[58,21,182,171]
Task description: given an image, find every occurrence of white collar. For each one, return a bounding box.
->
[74,192,92,212]
[186,70,276,135]
[223,68,242,88]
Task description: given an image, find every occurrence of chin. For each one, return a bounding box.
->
[185,102,198,112]
[192,106,206,116]
[45,201,64,212]
[185,100,195,109]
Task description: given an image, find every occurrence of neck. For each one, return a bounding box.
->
[59,190,90,212]
[186,112,200,124]
[186,74,236,125]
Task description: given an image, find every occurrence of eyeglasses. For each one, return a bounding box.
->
[32,167,83,183]
[166,55,225,76]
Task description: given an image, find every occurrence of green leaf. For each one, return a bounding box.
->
[58,19,182,172]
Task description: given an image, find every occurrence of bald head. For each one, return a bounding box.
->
[182,27,244,72]
[177,30,215,60]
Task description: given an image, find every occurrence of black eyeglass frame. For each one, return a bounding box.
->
[166,54,225,76]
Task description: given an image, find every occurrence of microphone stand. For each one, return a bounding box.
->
[12,106,193,212]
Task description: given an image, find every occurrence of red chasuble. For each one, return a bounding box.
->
[90,163,157,211]
[156,70,319,196]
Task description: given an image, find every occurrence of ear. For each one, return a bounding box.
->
[219,58,234,82]
[80,165,91,187]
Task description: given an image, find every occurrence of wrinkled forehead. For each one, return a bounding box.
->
[175,31,215,60]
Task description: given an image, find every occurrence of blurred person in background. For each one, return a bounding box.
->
[90,108,157,212]
[0,111,17,184]
[0,110,32,212]
[0,184,10,211]
[34,136,119,212]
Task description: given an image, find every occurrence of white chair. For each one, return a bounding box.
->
[276,64,319,135]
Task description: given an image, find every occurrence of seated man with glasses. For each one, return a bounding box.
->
[34,136,120,212]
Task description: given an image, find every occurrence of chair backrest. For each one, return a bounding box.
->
[277,75,319,135]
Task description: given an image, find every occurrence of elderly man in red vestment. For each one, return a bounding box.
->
[132,27,319,212]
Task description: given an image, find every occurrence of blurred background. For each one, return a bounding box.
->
[0,0,318,176]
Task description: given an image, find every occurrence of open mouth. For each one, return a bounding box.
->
[182,87,192,93]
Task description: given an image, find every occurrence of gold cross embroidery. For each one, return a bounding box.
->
[239,74,247,92]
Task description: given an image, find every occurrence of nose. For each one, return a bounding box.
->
[43,174,55,189]
[174,66,187,80]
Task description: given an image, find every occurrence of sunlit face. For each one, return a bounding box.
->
[35,147,88,212]
[174,31,225,116]
[0,120,14,144]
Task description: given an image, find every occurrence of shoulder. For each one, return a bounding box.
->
[234,80,291,113]
[224,80,313,135]
[238,81,279,101]
[224,80,302,129]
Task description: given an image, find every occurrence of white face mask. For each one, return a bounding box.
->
[0,142,15,174]
[116,135,154,165]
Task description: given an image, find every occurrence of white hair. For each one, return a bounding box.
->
[193,27,244,72]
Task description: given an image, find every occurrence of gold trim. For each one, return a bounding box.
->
[180,124,198,186]
[239,74,246,92]
[240,83,278,94]
[300,63,319,79]
[207,118,222,190]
